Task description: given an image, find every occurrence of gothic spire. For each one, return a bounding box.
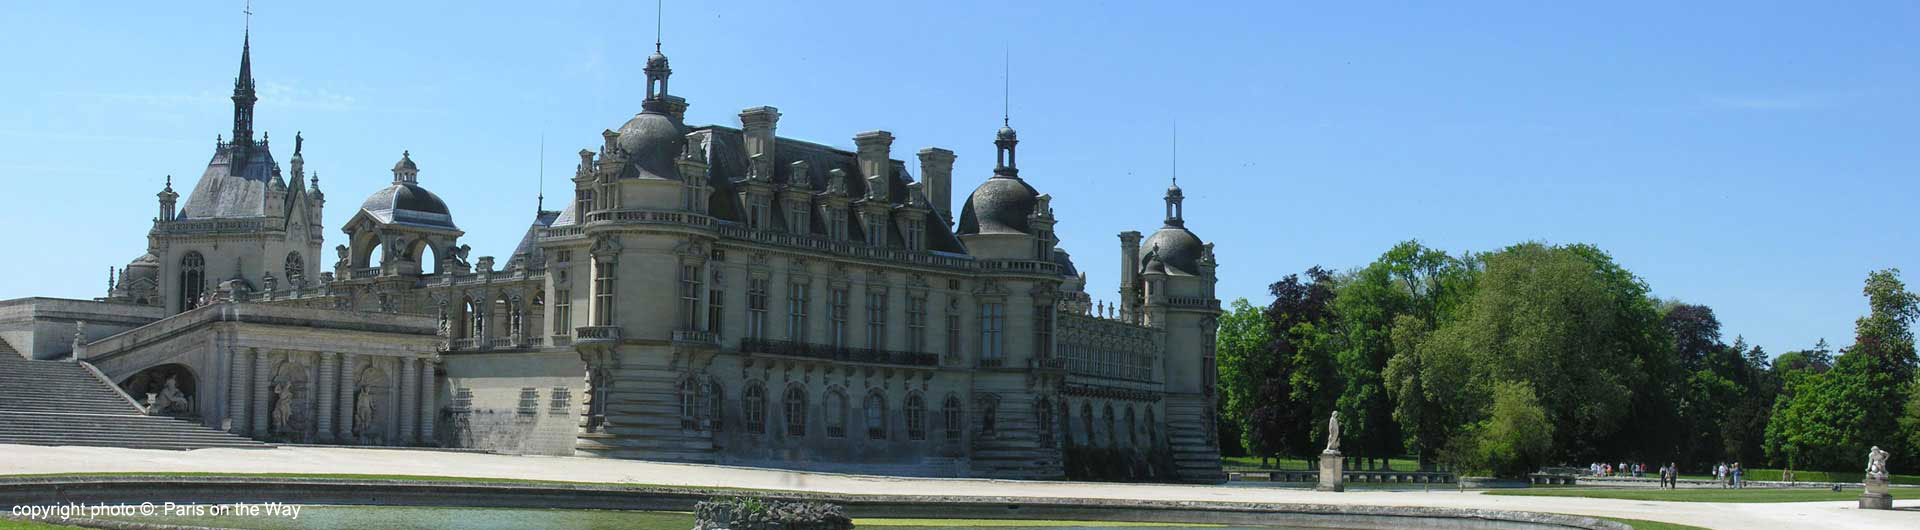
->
[230,25,258,145]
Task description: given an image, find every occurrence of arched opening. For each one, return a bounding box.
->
[283,252,306,288]
[1125,406,1137,448]
[743,382,767,434]
[905,392,927,441]
[705,379,724,433]
[1103,404,1116,448]
[784,383,808,437]
[179,251,206,310]
[825,388,848,438]
[120,363,197,417]
[678,377,700,430]
[863,390,887,440]
[1080,402,1094,447]
[1033,397,1053,447]
[942,394,964,442]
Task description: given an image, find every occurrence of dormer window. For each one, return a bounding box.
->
[788,200,810,235]
[904,219,925,251]
[866,216,887,247]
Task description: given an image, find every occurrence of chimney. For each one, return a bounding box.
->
[853,130,894,200]
[1118,231,1143,321]
[917,147,955,224]
[740,106,781,178]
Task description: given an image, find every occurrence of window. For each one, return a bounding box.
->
[784,384,807,437]
[1145,408,1157,447]
[707,381,725,432]
[550,387,572,414]
[747,278,769,339]
[906,393,927,441]
[825,389,847,438]
[1080,402,1094,447]
[1103,404,1116,448]
[683,178,701,212]
[748,197,769,229]
[1034,305,1054,359]
[1036,398,1055,447]
[828,209,847,240]
[864,391,887,440]
[865,290,887,349]
[593,261,615,326]
[679,378,700,430]
[943,395,963,441]
[979,303,1005,364]
[788,200,810,235]
[904,220,924,251]
[829,287,849,347]
[679,264,701,330]
[708,287,724,336]
[907,297,928,353]
[981,399,997,437]
[944,313,961,364]
[866,217,886,247]
[575,189,593,216]
[518,387,540,417]
[556,250,572,263]
[284,252,305,286]
[179,251,206,310]
[555,289,571,333]
[467,298,486,339]
[1125,406,1137,447]
[787,282,810,342]
[744,383,767,434]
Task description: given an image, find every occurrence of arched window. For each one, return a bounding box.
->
[942,394,964,442]
[784,384,808,437]
[1125,406,1137,448]
[467,297,485,339]
[1034,397,1055,447]
[905,392,927,441]
[706,380,724,432]
[679,378,700,430]
[825,388,848,438]
[980,397,997,437]
[1145,408,1158,448]
[179,251,206,310]
[284,252,305,286]
[1080,402,1094,447]
[1103,404,1116,448]
[744,383,767,434]
[864,390,888,440]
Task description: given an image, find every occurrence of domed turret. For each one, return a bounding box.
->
[358,151,456,230]
[614,111,685,181]
[1139,177,1204,275]
[956,176,1039,235]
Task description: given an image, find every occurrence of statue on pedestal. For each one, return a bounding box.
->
[147,376,192,416]
[1867,446,1890,481]
[270,381,295,433]
[1325,411,1342,453]
[1861,445,1894,509]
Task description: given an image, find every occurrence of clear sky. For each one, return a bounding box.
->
[1,1,1914,357]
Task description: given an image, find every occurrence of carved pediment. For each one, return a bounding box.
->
[590,236,623,259]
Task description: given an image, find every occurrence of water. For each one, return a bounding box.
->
[94,505,1319,530]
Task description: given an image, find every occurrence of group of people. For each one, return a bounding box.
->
[1587,461,1647,478]
[1713,462,1747,489]
[1590,461,1697,489]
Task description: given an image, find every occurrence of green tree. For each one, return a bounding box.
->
[1214,298,1273,460]
[1765,269,1919,471]
[1447,380,1554,478]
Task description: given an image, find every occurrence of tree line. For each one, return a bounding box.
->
[1215,240,1920,477]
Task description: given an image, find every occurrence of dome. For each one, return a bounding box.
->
[614,110,686,181]
[1139,225,1205,276]
[359,183,456,229]
[124,253,160,282]
[956,176,1038,235]
[647,51,669,69]
[997,126,1017,141]
[393,154,418,172]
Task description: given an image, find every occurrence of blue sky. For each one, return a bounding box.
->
[1,1,1915,357]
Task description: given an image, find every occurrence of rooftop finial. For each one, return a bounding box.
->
[1002,44,1010,127]
[655,0,663,53]
[538,131,546,213]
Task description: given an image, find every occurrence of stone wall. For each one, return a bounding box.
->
[439,350,585,456]
[0,298,166,359]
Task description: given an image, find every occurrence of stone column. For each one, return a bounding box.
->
[417,358,436,444]
[315,352,337,442]
[337,353,358,441]
[250,349,270,436]
[227,347,251,435]
[398,357,418,445]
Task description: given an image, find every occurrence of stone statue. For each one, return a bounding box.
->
[270,381,295,433]
[1867,446,1890,481]
[451,244,473,269]
[335,244,350,267]
[353,385,375,440]
[1325,411,1342,453]
[147,376,191,416]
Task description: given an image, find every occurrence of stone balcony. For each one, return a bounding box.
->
[738,338,938,367]
[573,326,622,345]
[672,329,717,348]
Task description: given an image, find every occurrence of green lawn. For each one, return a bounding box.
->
[1221,455,1425,471]
[1597,516,1711,530]
[858,519,1224,527]
[1486,487,1860,503]
[0,519,84,530]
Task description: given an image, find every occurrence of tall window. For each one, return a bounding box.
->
[1103,404,1116,448]
[825,389,847,438]
[592,260,615,326]
[575,189,594,216]
[904,220,924,251]
[865,290,887,349]
[744,383,767,434]
[907,297,928,353]
[784,384,807,437]
[679,378,700,430]
[748,197,769,229]
[679,264,701,330]
[1125,406,1138,447]
[708,286,724,336]
[1036,398,1055,447]
[864,391,887,440]
[284,252,305,286]
[1033,305,1054,359]
[179,251,206,310]
[1145,408,1157,447]
[866,217,886,247]
[707,381,725,432]
[829,287,849,347]
[747,278,769,339]
[979,303,1005,364]
[981,399,998,437]
[787,282,810,342]
[944,312,961,364]
[1080,402,1094,447]
[828,209,848,240]
[787,200,810,235]
[554,289,571,333]
[943,395,964,441]
[906,393,927,441]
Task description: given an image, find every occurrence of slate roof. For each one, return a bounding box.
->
[181,142,279,219]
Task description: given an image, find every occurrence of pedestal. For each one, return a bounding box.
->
[1317,451,1345,492]
[1860,478,1893,509]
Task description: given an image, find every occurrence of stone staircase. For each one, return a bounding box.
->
[1164,396,1226,483]
[574,360,716,463]
[0,341,268,450]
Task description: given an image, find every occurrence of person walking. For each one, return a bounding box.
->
[1732,462,1743,489]
[1668,462,1679,489]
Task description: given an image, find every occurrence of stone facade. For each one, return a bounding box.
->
[6,27,1224,482]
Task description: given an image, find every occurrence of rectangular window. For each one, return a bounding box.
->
[905,220,924,251]
[518,387,540,416]
[829,210,848,240]
[575,189,593,216]
[550,387,571,414]
[945,313,961,364]
[748,198,768,229]
[555,289,571,333]
[789,201,810,235]
[1034,305,1054,359]
[680,265,702,330]
[708,288,724,336]
[830,287,849,347]
[748,278,769,339]
[867,218,886,247]
[866,291,887,349]
[555,250,573,263]
[592,261,615,326]
[908,297,928,353]
[980,303,1004,364]
[788,282,810,342]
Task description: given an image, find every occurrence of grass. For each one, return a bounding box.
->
[1596,516,1712,530]
[0,520,84,530]
[1485,487,1860,503]
[1220,455,1424,471]
[857,519,1225,527]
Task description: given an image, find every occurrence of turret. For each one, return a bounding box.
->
[157,176,178,222]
